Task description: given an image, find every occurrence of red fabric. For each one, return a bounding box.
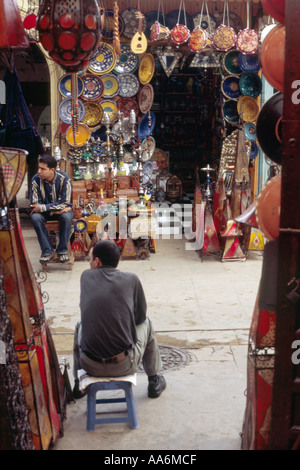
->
[0,0,29,49]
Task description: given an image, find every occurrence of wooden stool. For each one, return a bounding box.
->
[78,372,138,431]
[42,220,74,270]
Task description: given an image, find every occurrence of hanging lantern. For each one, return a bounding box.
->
[36,0,103,73]
[0,0,30,50]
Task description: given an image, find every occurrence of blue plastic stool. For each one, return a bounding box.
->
[86,380,139,431]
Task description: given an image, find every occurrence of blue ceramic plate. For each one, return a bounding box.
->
[102,10,125,41]
[88,43,116,75]
[244,122,257,141]
[58,74,84,98]
[221,75,241,100]
[250,141,259,159]
[192,12,217,32]
[58,98,85,124]
[118,72,140,97]
[81,74,104,101]
[91,125,107,142]
[238,53,260,73]
[138,112,156,139]
[222,50,242,75]
[239,72,262,99]
[113,44,140,74]
[222,100,239,125]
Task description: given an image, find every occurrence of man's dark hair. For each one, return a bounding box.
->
[93,240,120,267]
[39,154,57,169]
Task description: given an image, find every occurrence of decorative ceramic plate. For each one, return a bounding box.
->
[236,28,260,54]
[81,101,103,127]
[188,27,207,52]
[113,43,139,74]
[219,11,243,34]
[88,43,116,75]
[141,136,156,162]
[171,24,190,45]
[101,9,125,41]
[99,100,118,123]
[137,111,156,139]
[239,72,262,99]
[250,141,259,159]
[244,122,257,141]
[90,125,107,143]
[256,91,283,165]
[117,97,139,118]
[138,84,154,114]
[192,12,217,32]
[145,11,166,39]
[138,53,155,85]
[221,75,241,100]
[222,100,239,125]
[237,96,259,122]
[58,98,85,124]
[256,174,281,241]
[118,73,140,97]
[238,53,261,73]
[81,74,104,101]
[101,73,120,98]
[222,50,242,75]
[165,10,194,33]
[212,25,236,51]
[58,74,84,98]
[66,123,91,147]
[120,7,147,39]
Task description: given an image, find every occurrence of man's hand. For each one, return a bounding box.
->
[30,204,41,216]
[52,206,72,215]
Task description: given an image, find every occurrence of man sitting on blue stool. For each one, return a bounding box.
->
[30,154,73,264]
[73,240,167,400]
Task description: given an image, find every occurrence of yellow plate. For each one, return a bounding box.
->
[66,123,91,147]
[101,73,120,98]
[138,53,155,85]
[237,96,259,122]
[82,102,103,127]
[99,100,118,122]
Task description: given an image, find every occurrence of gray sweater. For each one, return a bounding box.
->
[80,266,147,359]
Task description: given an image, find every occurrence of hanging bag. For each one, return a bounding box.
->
[212,0,236,52]
[171,0,190,45]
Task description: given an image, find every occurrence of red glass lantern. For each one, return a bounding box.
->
[36,0,103,73]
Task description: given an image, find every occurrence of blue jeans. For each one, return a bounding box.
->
[31,210,73,256]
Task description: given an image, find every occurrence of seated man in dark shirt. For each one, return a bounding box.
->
[30,155,73,264]
[73,240,166,399]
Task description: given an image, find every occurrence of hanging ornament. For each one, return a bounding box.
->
[0,0,30,50]
[36,0,103,73]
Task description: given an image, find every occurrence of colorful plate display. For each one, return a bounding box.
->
[99,100,118,123]
[113,43,139,74]
[222,100,239,125]
[237,96,259,122]
[58,74,84,98]
[118,73,140,97]
[88,43,116,75]
[120,8,147,39]
[222,50,242,75]
[81,74,104,101]
[138,84,154,114]
[66,123,91,147]
[141,136,156,162]
[188,27,208,52]
[256,91,283,165]
[137,111,156,139]
[58,98,85,124]
[244,122,257,141]
[238,53,261,73]
[81,102,103,128]
[239,72,262,99]
[221,75,241,100]
[212,25,236,51]
[101,73,120,98]
[138,53,155,85]
[101,9,125,41]
[236,29,259,55]
[117,97,139,118]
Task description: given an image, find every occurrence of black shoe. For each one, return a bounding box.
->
[148,375,166,398]
[72,379,87,399]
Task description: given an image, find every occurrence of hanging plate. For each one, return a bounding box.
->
[141,136,156,162]
[138,53,155,84]
[222,100,239,125]
[250,141,259,159]
[256,91,283,165]
[81,102,103,128]
[239,72,262,99]
[256,174,281,241]
[101,73,120,98]
[113,43,140,74]
[165,10,194,33]
[237,96,259,123]
[238,53,261,73]
[236,29,259,55]
[102,9,125,41]
[90,125,107,143]
[145,11,165,39]
[58,74,84,98]
[192,12,217,33]
[138,84,154,114]
[222,50,242,75]
[117,97,139,118]
[81,74,104,101]
[244,122,257,141]
[171,24,190,45]
[66,123,91,147]
[137,112,156,140]
[221,75,241,101]
[217,11,243,34]
[120,7,147,39]
[261,0,285,25]
[58,98,85,124]
[188,26,208,52]
[88,43,116,75]
[118,73,140,97]
[212,25,236,51]
[99,100,118,123]
[260,24,285,93]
